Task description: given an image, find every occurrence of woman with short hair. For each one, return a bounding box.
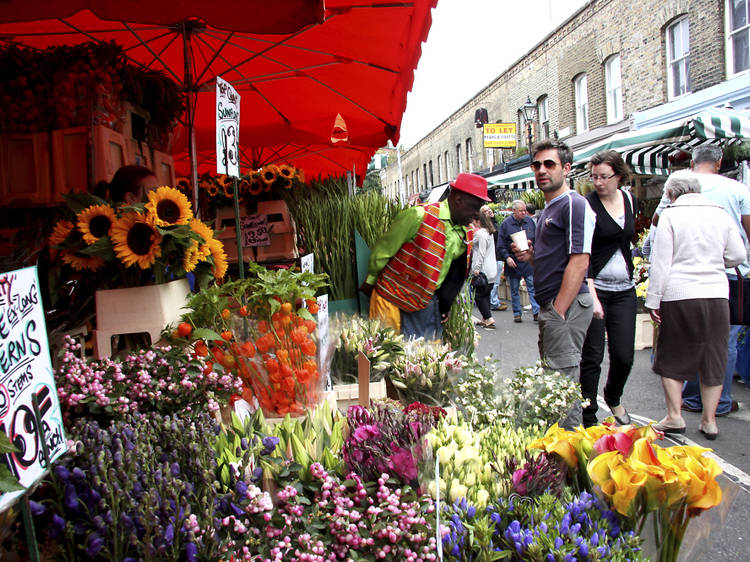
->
[646,170,746,440]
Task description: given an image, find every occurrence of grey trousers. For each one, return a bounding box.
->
[537,293,594,429]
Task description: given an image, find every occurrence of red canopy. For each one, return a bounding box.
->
[0,1,436,183]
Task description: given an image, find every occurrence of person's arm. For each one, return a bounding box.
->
[725,221,747,268]
[553,253,590,318]
[471,232,488,274]
[644,215,673,323]
[587,278,604,319]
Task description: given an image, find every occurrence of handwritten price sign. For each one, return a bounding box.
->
[240,215,271,247]
[216,76,241,178]
[0,267,66,512]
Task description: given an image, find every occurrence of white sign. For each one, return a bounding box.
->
[316,295,332,392]
[240,214,271,247]
[216,76,241,178]
[0,267,66,511]
[300,253,314,274]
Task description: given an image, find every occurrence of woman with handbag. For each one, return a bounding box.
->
[646,170,746,440]
[472,206,498,329]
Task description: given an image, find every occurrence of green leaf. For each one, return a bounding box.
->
[63,191,109,213]
[192,328,223,342]
[0,432,19,454]
[77,236,116,260]
[0,468,24,493]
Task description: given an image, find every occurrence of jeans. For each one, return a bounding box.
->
[401,294,442,341]
[681,324,740,414]
[490,260,503,308]
[579,288,637,426]
[537,293,594,429]
[509,274,540,317]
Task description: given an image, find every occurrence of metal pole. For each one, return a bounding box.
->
[396,144,406,202]
[233,176,245,280]
[182,22,200,215]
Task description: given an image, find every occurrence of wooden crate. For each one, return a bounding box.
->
[333,379,388,412]
[93,124,127,184]
[152,149,176,187]
[51,127,89,201]
[0,132,51,206]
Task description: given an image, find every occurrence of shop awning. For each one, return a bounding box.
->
[0,1,437,185]
[573,107,750,176]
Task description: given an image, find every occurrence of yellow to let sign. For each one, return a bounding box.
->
[483,123,517,148]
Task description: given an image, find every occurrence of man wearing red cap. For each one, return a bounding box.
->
[361,173,490,339]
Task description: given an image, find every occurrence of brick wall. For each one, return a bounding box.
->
[384,0,728,197]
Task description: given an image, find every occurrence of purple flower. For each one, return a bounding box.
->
[235,480,248,496]
[170,462,181,476]
[50,513,66,538]
[261,436,279,455]
[164,523,174,545]
[54,465,71,481]
[353,424,381,443]
[28,500,45,516]
[185,542,198,562]
[86,534,104,557]
[512,468,528,495]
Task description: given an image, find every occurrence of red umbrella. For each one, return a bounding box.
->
[0,1,436,196]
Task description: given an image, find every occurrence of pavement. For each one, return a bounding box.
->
[473,303,750,561]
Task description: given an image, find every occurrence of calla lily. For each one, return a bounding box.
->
[528,423,578,468]
[593,431,634,456]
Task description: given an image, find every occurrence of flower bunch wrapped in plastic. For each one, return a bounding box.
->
[389,338,465,406]
[342,401,445,487]
[176,262,329,418]
[329,315,405,384]
[495,361,587,429]
[48,187,227,288]
[452,356,504,429]
[54,335,242,421]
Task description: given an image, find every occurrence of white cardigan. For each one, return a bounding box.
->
[645,193,746,309]
[471,227,498,283]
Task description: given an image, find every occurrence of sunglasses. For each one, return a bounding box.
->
[530,159,561,171]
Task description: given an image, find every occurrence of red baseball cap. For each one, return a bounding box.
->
[449,173,491,201]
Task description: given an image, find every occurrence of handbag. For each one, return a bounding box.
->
[728,267,750,325]
[471,272,488,289]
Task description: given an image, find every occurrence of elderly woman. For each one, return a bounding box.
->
[646,170,746,440]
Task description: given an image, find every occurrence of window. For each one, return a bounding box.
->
[423,163,428,189]
[666,17,690,99]
[574,74,589,133]
[728,0,750,75]
[538,96,549,140]
[428,160,434,186]
[456,144,462,174]
[605,55,623,123]
[465,138,472,172]
[444,150,450,179]
[436,155,442,183]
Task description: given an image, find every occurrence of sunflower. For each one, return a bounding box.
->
[207,238,228,279]
[248,172,264,196]
[189,217,214,259]
[183,245,201,272]
[239,178,250,194]
[145,186,193,227]
[77,204,116,245]
[222,181,235,199]
[260,164,280,185]
[206,182,219,198]
[48,220,74,259]
[111,211,163,269]
[295,168,306,185]
[176,177,192,195]
[279,164,295,179]
[61,251,106,272]
[277,176,293,190]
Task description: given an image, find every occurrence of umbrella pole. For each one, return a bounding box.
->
[181,21,200,215]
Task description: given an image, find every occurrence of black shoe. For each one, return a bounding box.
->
[681,402,702,413]
[533,313,538,322]
[514,316,522,323]
[716,400,739,417]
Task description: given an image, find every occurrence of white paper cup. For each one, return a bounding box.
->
[510,230,529,251]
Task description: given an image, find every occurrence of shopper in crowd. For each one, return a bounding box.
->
[498,200,540,323]
[579,150,637,427]
[486,206,509,312]
[513,140,596,429]
[525,202,537,225]
[361,173,490,340]
[94,165,159,204]
[646,170,745,439]
[471,206,499,329]
[669,147,750,414]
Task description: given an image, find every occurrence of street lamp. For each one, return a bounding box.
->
[520,96,537,150]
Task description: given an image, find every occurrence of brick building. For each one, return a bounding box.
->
[382,0,750,200]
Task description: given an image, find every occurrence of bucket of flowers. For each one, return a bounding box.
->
[174,261,330,418]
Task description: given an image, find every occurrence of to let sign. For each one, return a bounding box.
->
[240,214,271,247]
[483,123,517,148]
[216,76,241,177]
[0,267,66,512]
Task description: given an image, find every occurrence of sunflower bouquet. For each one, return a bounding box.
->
[48,186,228,289]
[174,261,330,418]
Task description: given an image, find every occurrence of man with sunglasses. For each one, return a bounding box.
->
[361,173,490,340]
[513,140,596,429]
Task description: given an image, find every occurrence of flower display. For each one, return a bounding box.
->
[389,338,465,406]
[329,315,405,384]
[176,261,329,417]
[48,187,226,288]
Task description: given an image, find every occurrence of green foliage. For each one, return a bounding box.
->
[0,433,23,493]
[520,189,546,210]
[443,282,477,358]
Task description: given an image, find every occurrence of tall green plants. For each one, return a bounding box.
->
[350,191,403,248]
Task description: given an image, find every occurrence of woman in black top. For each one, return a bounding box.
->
[580,150,637,427]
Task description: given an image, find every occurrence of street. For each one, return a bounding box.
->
[474,305,750,561]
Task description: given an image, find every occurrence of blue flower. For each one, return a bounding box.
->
[72,467,86,480]
[467,505,476,518]
[164,523,174,546]
[554,536,564,549]
[235,480,248,496]
[451,543,460,556]
[186,542,198,562]
[170,462,181,476]
[261,436,279,455]
[87,534,104,557]
[54,465,71,481]
[28,500,45,516]
[50,513,66,538]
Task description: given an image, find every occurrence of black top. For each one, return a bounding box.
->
[585,189,636,280]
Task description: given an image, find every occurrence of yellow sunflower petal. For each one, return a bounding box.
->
[207,238,228,279]
[61,251,106,272]
[77,204,116,245]
[111,211,163,269]
[145,186,193,227]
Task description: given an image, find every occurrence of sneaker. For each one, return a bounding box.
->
[533,313,539,322]
[514,316,522,323]
[491,303,508,311]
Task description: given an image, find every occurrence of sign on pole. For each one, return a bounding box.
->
[483,123,517,148]
[216,76,241,178]
[300,253,314,274]
[0,267,66,512]
[316,295,332,392]
[239,215,271,247]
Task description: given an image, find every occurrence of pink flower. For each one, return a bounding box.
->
[353,424,381,443]
[593,432,633,456]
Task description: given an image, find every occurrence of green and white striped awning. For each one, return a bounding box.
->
[573,107,750,176]
[485,167,536,190]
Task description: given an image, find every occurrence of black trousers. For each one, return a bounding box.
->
[580,287,636,426]
[473,282,493,320]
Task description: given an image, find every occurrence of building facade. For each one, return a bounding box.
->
[382,0,749,199]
